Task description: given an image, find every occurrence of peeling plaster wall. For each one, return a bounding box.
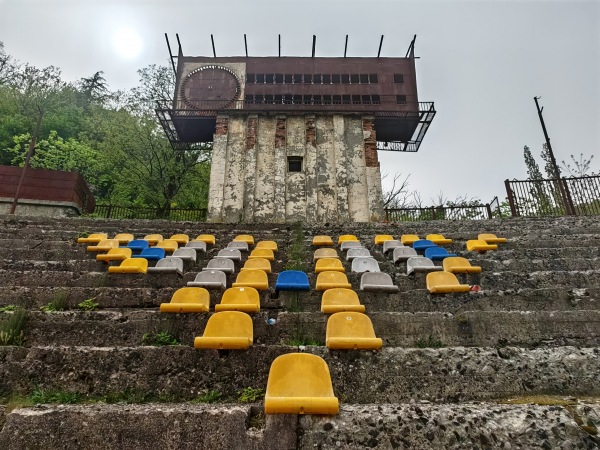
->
[207,114,384,223]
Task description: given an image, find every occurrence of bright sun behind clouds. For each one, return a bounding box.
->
[112,27,143,60]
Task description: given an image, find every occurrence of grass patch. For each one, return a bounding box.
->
[77,231,90,239]
[0,305,18,312]
[141,331,180,346]
[285,222,306,271]
[41,290,70,312]
[0,308,27,346]
[414,335,445,348]
[286,337,323,346]
[238,387,265,403]
[77,298,99,311]
[191,390,222,404]
[29,388,82,404]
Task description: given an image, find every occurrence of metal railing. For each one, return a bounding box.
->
[505,175,600,217]
[384,200,498,222]
[92,205,207,222]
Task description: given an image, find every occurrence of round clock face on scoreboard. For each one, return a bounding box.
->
[181,65,241,109]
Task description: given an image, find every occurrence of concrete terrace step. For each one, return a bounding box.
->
[1,402,599,450]
[21,310,600,348]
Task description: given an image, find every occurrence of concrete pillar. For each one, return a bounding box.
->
[364,116,384,221]
[254,116,276,222]
[273,116,287,223]
[285,116,307,221]
[243,115,258,222]
[315,116,338,222]
[332,115,350,222]
[221,116,246,222]
[207,116,229,222]
[304,115,319,223]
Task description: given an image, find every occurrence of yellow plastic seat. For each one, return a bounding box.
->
[426,234,453,245]
[108,258,148,274]
[321,288,365,314]
[400,234,420,246]
[232,269,269,291]
[316,271,352,291]
[326,312,382,350]
[194,311,253,350]
[144,234,163,246]
[215,287,260,313]
[466,239,497,252]
[338,235,359,245]
[478,233,507,244]
[77,233,107,244]
[426,271,471,294]
[160,287,210,313]
[234,234,255,246]
[442,257,482,274]
[374,235,394,245]
[113,233,134,245]
[315,258,345,274]
[248,248,274,261]
[256,241,278,252]
[241,258,272,274]
[96,247,132,263]
[87,239,119,252]
[265,353,339,415]
[170,234,190,245]
[195,234,216,246]
[313,248,339,261]
[156,239,179,253]
[312,235,334,246]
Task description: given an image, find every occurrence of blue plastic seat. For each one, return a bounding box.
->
[412,239,437,252]
[127,239,150,253]
[132,247,166,262]
[424,246,457,261]
[275,270,310,291]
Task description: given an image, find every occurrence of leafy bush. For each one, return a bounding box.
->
[0,308,27,346]
[77,298,99,311]
[41,290,69,312]
[238,387,265,403]
[141,331,179,346]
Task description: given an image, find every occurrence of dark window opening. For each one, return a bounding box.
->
[255,95,264,103]
[303,95,312,104]
[275,73,284,84]
[265,94,274,104]
[256,73,265,83]
[284,94,293,104]
[369,73,378,83]
[352,95,361,104]
[341,74,350,84]
[293,74,302,83]
[303,74,312,84]
[360,74,369,84]
[245,94,254,103]
[362,95,371,104]
[323,74,331,84]
[342,95,351,104]
[274,95,283,104]
[313,74,322,84]
[323,95,332,105]
[393,74,404,83]
[265,74,274,84]
[372,94,380,104]
[396,95,407,104]
[333,95,342,104]
[288,156,303,173]
[350,74,359,84]
[293,95,302,104]
[246,73,255,83]
[284,74,293,84]
[332,74,341,84]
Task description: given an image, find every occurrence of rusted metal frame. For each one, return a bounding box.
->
[504,179,518,217]
[377,35,384,58]
[311,35,316,58]
[344,35,348,58]
[211,34,216,58]
[164,33,177,75]
[244,34,248,57]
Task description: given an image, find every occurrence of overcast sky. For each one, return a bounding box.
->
[1,0,599,205]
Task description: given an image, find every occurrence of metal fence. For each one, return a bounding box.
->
[93,205,207,222]
[505,175,600,217]
[384,199,499,222]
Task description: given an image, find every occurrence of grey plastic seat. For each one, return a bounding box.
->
[351,257,380,273]
[340,241,363,252]
[314,248,340,261]
[147,257,184,276]
[202,258,235,274]
[214,248,242,262]
[185,241,207,252]
[187,270,227,290]
[406,256,443,276]
[360,272,399,293]
[383,240,404,255]
[172,248,197,263]
[346,247,372,261]
[227,241,249,252]
[393,247,418,264]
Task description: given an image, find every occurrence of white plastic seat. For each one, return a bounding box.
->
[147,257,184,276]
[202,258,235,274]
[172,248,197,263]
[383,240,404,255]
[227,241,249,252]
[360,272,399,293]
[351,257,380,273]
[340,241,363,252]
[393,247,418,263]
[187,270,227,290]
[406,256,443,276]
[185,241,207,252]
[214,248,242,262]
[346,248,371,261]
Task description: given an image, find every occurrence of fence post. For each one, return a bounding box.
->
[504,179,518,217]
[561,177,576,215]
[431,206,436,220]
[106,205,112,219]
[485,204,492,219]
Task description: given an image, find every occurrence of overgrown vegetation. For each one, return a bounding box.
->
[0,307,27,346]
[414,335,445,348]
[191,390,222,404]
[285,222,306,271]
[238,387,265,403]
[141,331,180,346]
[77,298,99,311]
[0,304,18,312]
[41,290,69,312]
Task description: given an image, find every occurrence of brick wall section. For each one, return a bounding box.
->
[305,116,316,147]
[246,117,257,150]
[275,118,286,148]
[215,117,229,136]
[363,118,379,167]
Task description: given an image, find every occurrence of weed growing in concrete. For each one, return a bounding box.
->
[286,337,323,346]
[77,298,99,311]
[285,222,307,271]
[141,331,180,346]
[77,231,90,239]
[0,308,27,346]
[29,389,82,404]
[0,305,17,312]
[41,290,69,312]
[414,335,445,348]
[192,390,222,404]
[238,387,265,403]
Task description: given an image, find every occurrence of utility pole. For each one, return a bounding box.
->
[10,107,45,215]
[533,96,574,215]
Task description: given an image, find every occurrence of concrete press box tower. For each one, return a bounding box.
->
[157,35,435,223]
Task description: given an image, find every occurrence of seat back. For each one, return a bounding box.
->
[316,271,351,290]
[241,258,272,273]
[113,233,134,244]
[275,270,310,291]
[77,233,107,244]
[383,240,404,254]
[219,287,260,306]
[234,269,268,288]
[185,241,207,252]
[169,234,189,245]
[351,257,380,273]
[172,248,197,262]
[400,234,419,245]
[193,270,227,286]
[315,258,345,273]
[144,234,163,245]
[326,311,378,340]
[195,234,216,245]
[359,272,398,292]
[314,248,339,261]
[234,234,255,245]
[340,241,363,252]
[337,234,359,245]
[256,240,278,252]
[204,258,235,273]
[374,234,394,245]
[312,235,334,246]
[393,247,418,263]
[216,249,242,260]
[227,241,249,252]
[156,240,178,252]
[249,248,274,261]
[127,239,149,251]
[139,248,166,260]
[426,271,470,294]
[171,287,210,305]
[321,288,364,313]
[346,248,371,261]
[155,257,184,273]
[406,256,438,275]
